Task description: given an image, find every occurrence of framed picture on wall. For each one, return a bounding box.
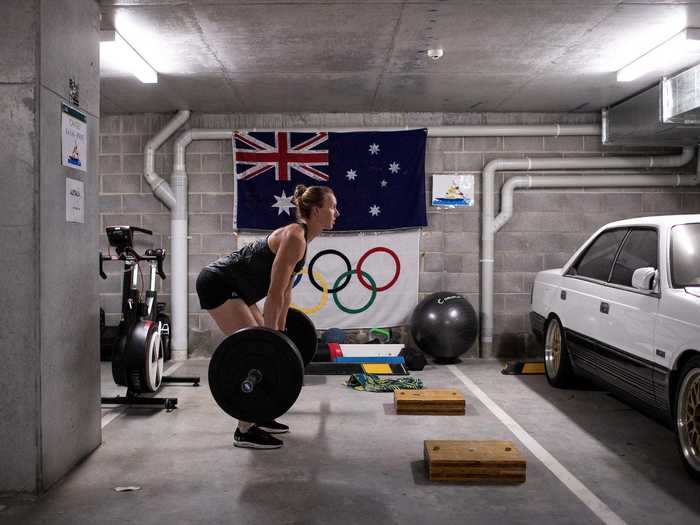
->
[431,174,474,207]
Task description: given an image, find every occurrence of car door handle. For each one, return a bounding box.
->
[600,302,609,314]
[560,290,566,300]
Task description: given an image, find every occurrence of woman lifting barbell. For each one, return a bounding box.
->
[196,185,339,449]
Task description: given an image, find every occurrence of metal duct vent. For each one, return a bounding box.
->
[663,63,700,124]
[603,76,700,146]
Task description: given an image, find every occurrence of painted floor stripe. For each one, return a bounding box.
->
[448,365,628,525]
[101,361,186,429]
[100,408,124,429]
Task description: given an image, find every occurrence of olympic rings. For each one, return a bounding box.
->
[291,246,400,315]
[290,267,329,315]
[356,247,400,292]
[332,270,377,314]
[307,249,351,293]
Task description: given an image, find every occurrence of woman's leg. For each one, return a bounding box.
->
[205,298,286,448]
[206,299,259,431]
[207,298,258,336]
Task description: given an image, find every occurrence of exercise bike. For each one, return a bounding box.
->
[99,226,199,411]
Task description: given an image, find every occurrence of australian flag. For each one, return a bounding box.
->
[233,129,427,231]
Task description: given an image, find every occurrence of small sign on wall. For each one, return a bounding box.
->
[431,174,474,207]
[61,103,87,172]
[66,178,84,223]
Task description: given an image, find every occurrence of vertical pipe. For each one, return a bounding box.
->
[143,110,190,208]
[170,131,193,360]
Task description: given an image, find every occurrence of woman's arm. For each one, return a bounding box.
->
[264,229,305,330]
[277,279,293,331]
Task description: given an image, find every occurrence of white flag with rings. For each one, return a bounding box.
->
[237,230,420,329]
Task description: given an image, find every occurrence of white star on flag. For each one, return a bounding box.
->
[369,143,380,155]
[388,161,400,173]
[271,190,295,215]
[346,169,358,181]
[369,205,381,216]
[380,179,388,187]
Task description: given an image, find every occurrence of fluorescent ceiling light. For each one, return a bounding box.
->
[100,30,158,84]
[617,28,700,82]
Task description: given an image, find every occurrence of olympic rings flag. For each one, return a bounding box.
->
[238,230,420,329]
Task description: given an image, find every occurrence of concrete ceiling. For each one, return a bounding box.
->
[99,0,700,114]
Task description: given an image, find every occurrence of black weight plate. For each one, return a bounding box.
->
[208,328,304,423]
[285,308,318,366]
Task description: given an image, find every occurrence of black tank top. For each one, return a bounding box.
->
[207,223,308,302]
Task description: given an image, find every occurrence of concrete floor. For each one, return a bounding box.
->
[1,359,699,525]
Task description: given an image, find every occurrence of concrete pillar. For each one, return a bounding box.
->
[0,0,101,495]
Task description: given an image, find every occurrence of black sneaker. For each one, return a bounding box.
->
[234,426,283,449]
[256,420,290,434]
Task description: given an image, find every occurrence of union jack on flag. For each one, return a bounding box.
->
[234,131,329,182]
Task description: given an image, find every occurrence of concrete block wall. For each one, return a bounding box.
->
[98,112,700,358]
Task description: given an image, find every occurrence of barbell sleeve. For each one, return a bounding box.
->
[241,369,263,393]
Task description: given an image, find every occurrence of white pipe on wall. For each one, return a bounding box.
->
[143,110,190,209]
[170,130,231,359]
[495,173,697,232]
[479,146,695,357]
[177,125,600,136]
[142,110,191,359]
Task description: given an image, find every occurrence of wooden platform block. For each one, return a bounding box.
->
[424,440,526,483]
[394,389,465,415]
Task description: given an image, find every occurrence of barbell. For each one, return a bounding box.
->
[208,308,317,423]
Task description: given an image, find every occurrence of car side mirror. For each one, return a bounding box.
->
[632,267,657,291]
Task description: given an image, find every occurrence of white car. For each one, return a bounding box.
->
[530,214,700,478]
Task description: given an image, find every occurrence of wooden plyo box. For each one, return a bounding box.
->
[394,389,465,415]
[424,440,526,483]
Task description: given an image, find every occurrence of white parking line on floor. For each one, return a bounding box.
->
[100,408,124,429]
[448,365,628,525]
[100,361,186,429]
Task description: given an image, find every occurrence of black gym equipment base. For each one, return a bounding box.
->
[101,393,178,411]
[101,376,200,412]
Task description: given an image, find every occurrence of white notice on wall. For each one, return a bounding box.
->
[61,103,87,172]
[66,178,84,223]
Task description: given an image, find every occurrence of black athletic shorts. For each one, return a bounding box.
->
[196,268,256,309]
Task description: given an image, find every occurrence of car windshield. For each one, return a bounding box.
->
[671,223,700,287]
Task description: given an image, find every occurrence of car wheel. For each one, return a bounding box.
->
[675,355,700,479]
[544,317,573,388]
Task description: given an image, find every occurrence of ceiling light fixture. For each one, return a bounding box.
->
[617,28,700,82]
[100,30,158,84]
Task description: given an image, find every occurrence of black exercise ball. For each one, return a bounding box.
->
[409,292,478,363]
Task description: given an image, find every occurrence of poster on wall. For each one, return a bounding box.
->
[431,174,474,207]
[66,178,84,223]
[61,103,87,172]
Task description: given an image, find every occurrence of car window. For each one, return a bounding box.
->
[568,228,627,281]
[671,223,700,287]
[609,228,658,287]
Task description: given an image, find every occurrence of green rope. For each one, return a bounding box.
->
[345,373,423,392]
